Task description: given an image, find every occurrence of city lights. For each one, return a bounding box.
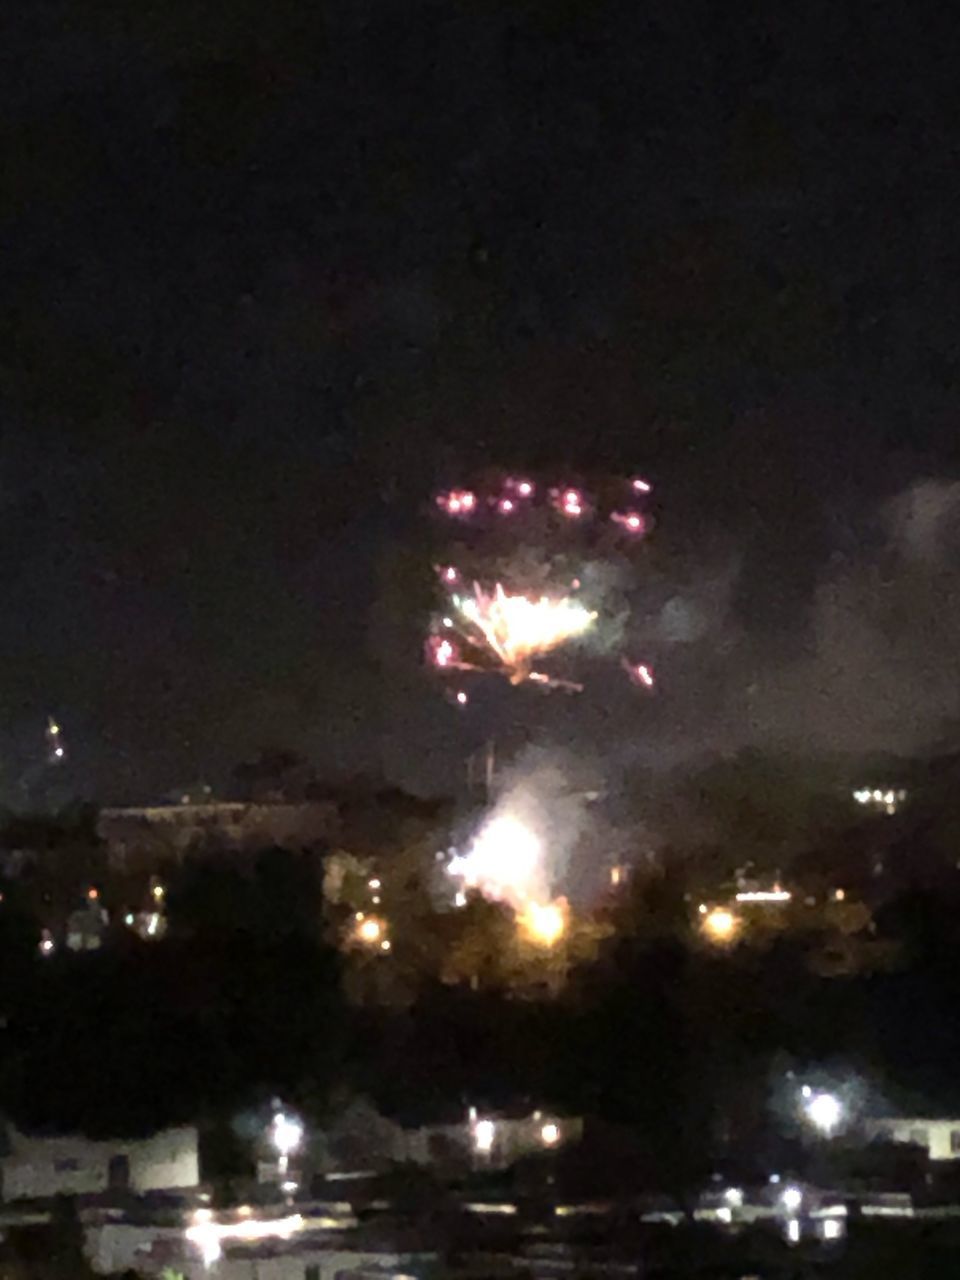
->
[356,917,385,945]
[520,899,567,947]
[701,908,739,944]
[473,1118,496,1154]
[734,888,792,903]
[270,1111,303,1158]
[186,1212,304,1269]
[781,1186,803,1213]
[803,1090,843,1136]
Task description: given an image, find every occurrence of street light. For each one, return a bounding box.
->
[473,1118,496,1155]
[540,1121,560,1146]
[781,1185,803,1213]
[270,1110,303,1177]
[803,1091,843,1136]
[701,908,739,944]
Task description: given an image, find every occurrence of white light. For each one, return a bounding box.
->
[454,813,543,907]
[540,1122,560,1146]
[801,1085,812,1099]
[473,1119,496,1154]
[804,1091,843,1135]
[786,1217,801,1244]
[369,878,381,889]
[442,617,454,628]
[380,939,391,952]
[456,690,468,705]
[716,1206,732,1224]
[186,1213,303,1270]
[454,890,466,907]
[53,746,64,759]
[724,1187,743,1207]
[632,478,651,493]
[147,912,160,936]
[872,789,883,802]
[271,1112,303,1158]
[781,1186,803,1213]
[124,913,134,926]
[822,1218,843,1240]
[735,889,792,903]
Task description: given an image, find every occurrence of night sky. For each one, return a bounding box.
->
[3,1,960,804]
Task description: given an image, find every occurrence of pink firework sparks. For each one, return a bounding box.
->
[611,510,647,534]
[497,497,515,514]
[623,659,655,688]
[632,477,652,493]
[528,671,585,693]
[436,489,477,516]
[427,635,458,668]
[551,486,585,518]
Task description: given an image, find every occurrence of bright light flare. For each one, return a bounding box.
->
[804,1091,843,1135]
[520,899,567,947]
[541,1122,561,1146]
[458,584,596,676]
[270,1112,303,1157]
[355,917,385,945]
[187,1213,304,1268]
[702,908,739,944]
[632,477,652,493]
[451,814,543,907]
[496,497,515,514]
[473,1119,496,1154]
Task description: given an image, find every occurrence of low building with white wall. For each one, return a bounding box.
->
[866,1117,960,1162]
[0,1125,199,1201]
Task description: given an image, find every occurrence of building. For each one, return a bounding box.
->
[0,1125,199,1201]
[98,803,338,867]
[866,1118,960,1162]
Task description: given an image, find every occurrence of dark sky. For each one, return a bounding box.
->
[3,0,960,803]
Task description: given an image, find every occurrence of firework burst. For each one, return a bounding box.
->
[428,472,656,697]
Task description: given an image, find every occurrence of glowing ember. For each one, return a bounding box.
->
[520,899,567,947]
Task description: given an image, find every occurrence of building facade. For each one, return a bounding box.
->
[0,1125,199,1201]
[866,1118,960,1161]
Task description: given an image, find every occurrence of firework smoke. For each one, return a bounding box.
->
[448,751,595,912]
